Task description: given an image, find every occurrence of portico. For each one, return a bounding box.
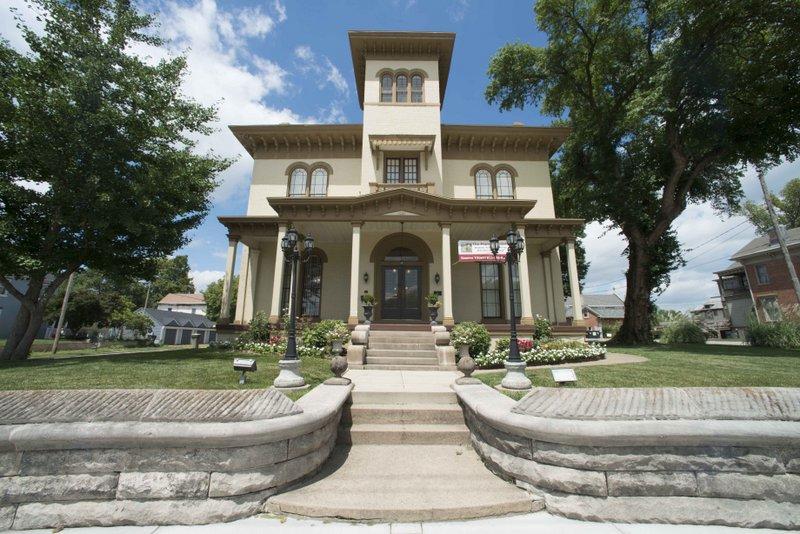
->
[217,188,584,332]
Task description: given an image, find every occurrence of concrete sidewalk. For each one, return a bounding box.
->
[5,512,785,533]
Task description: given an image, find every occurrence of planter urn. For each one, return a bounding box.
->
[428,305,439,325]
[362,305,373,324]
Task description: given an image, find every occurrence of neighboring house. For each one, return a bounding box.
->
[690,296,729,339]
[728,228,800,323]
[0,278,50,339]
[565,294,625,332]
[216,31,586,336]
[137,308,216,345]
[157,293,207,316]
[714,262,752,338]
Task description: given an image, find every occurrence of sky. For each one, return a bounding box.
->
[2,0,799,310]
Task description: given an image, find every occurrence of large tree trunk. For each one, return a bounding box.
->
[0,305,32,360]
[10,308,45,360]
[611,240,654,345]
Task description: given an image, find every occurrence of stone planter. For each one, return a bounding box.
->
[458,344,470,360]
[330,339,343,356]
[428,305,439,325]
[362,305,373,324]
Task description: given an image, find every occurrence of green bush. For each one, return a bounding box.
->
[747,317,800,349]
[246,311,272,342]
[300,320,350,354]
[532,315,552,341]
[661,319,706,344]
[450,321,491,357]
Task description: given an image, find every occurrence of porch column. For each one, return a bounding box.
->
[517,226,534,326]
[244,247,261,323]
[218,235,239,324]
[441,224,454,327]
[348,222,362,326]
[234,246,250,323]
[541,251,557,322]
[550,248,564,324]
[268,224,287,324]
[566,239,585,327]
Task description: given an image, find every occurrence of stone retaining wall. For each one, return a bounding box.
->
[0,384,351,530]
[454,383,800,530]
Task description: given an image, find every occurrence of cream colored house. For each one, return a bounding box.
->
[216,31,585,336]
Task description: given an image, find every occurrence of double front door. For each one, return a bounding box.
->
[381,265,421,320]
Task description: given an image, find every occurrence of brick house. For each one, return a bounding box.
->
[727,228,800,323]
[565,293,624,333]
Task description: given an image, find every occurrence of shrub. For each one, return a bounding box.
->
[474,338,606,369]
[661,319,706,344]
[747,317,800,349]
[360,292,376,306]
[532,315,552,341]
[450,322,491,357]
[245,311,273,342]
[300,320,350,355]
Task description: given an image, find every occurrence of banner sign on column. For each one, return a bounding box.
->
[457,240,508,263]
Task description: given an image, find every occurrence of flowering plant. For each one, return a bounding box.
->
[474,339,606,369]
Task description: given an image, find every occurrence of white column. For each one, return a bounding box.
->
[269,224,287,324]
[517,226,534,326]
[541,251,556,322]
[244,247,261,323]
[234,245,250,324]
[348,223,362,326]
[566,240,585,327]
[218,235,238,324]
[441,224,454,327]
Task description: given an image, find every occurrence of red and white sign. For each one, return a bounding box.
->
[457,240,508,263]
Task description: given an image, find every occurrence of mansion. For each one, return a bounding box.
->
[216,31,586,334]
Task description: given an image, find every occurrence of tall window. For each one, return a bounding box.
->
[473,166,516,199]
[496,170,514,199]
[301,253,323,317]
[480,264,502,318]
[280,258,292,315]
[385,158,401,183]
[385,157,419,183]
[475,169,493,199]
[289,168,307,197]
[396,74,408,102]
[310,168,328,197]
[511,262,521,318]
[403,158,418,183]
[381,74,393,102]
[755,264,770,284]
[411,75,423,102]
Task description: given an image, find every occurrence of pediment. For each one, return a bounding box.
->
[380,210,420,217]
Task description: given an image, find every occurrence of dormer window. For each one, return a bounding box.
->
[377,71,425,103]
[473,165,517,199]
[288,164,330,197]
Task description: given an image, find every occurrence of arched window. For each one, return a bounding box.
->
[475,169,493,199]
[384,247,419,262]
[310,168,328,197]
[495,169,514,199]
[301,253,323,317]
[288,168,307,197]
[411,75,423,102]
[396,74,408,102]
[380,74,393,102]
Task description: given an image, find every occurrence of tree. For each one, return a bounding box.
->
[147,256,196,306]
[203,275,238,322]
[0,0,229,359]
[109,308,152,339]
[740,178,800,235]
[486,0,800,343]
[552,160,590,295]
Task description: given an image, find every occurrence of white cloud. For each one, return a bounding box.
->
[272,0,287,23]
[449,0,469,22]
[190,270,225,291]
[294,45,349,95]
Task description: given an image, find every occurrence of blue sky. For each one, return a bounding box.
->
[2,0,799,309]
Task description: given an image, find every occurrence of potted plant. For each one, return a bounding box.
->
[360,292,375,324]
[450,321,491,361]
[426,293,441,325]
[322,320,350,356]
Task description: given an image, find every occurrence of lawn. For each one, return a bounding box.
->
[477,343,800,398]
[0,348,332,400]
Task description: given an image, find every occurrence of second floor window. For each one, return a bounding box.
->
[755,264,770,284]
[411,75,423,102]
[288,166,328,197]
[310,168,328,196]
[474,166,516,199]
[475,169,493,199]
[385,157,419,184]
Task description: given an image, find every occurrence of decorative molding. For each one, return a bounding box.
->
[229,124,363,158]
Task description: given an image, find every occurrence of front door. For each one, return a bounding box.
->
[381,266,421,320]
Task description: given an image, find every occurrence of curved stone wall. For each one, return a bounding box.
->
[0,384,351,530]
[454,383,800,530]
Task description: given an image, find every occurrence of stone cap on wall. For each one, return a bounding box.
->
[453,383,800,448]
[512,387,800,421]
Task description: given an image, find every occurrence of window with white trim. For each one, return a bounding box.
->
[288,166,329,197]
[289,168,308,197]
[474,167,516,199]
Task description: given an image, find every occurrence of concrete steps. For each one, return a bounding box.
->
[365,329,438,370]
[344,403,465,425]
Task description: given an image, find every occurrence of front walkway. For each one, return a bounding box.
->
[7,512,786,533]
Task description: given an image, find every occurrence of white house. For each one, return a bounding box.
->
[157,293,207,316]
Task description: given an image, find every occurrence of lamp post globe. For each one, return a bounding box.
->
[489,234,500,256]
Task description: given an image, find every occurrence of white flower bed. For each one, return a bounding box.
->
[474,342,606,369]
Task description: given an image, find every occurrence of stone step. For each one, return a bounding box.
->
[365,357,437,366]
[368,332,434,340]
[266,445,539,522]
[338,423,470,445]
[351,390,457,405]
[359,364,446,371]
[368,342,434,350]
[366,349,437,359]
[344,403,465,425]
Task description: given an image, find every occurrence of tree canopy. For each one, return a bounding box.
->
[203,275,238,322]
[486,0,800,343]
[0,0,230,359]
[740,178,800,235]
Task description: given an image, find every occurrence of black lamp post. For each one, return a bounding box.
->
[490,227,531,390]
[274,227,314,389]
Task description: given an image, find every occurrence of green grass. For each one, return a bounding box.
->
[477,343,800,399]
[0,348,332,400]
